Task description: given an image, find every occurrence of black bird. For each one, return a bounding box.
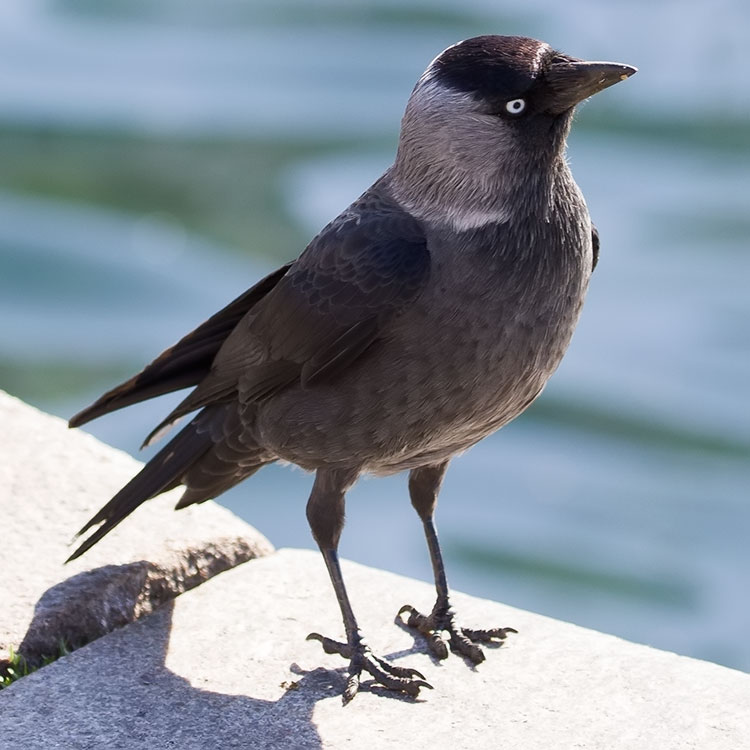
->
[68,35,636,702]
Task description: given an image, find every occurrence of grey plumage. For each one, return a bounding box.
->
[68,35,636,701]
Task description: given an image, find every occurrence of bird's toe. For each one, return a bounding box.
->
[397,602,515,664]
[308,631,432,703]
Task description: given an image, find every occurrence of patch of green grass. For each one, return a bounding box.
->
[0,641,71,691]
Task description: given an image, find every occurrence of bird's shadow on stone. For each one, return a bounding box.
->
[115,603,332,749]
[3,565,437,748]
[3,568,335,749]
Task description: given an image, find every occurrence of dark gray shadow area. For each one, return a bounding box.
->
[1,578,328,750]
[12,548,268,671]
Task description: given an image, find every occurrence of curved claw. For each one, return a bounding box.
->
[306,632,352,658]
[372,653,427,681]
[308,630,432,702]
[463,626,518,642]
[366,658,433,697]
[343,670,361,705]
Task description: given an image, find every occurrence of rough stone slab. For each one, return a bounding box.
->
[1,548,748,749]
[0,390,274,664]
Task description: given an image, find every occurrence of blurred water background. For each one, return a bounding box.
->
[1,0,748,672]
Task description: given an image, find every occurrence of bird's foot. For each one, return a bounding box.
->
[306,632,433,704]
[397,603,516,664]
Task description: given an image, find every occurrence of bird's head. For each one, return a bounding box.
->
[391,36,636,229]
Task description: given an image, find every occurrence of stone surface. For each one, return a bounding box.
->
[0,390,274,666]
[15,539,265,669]
[1,548,748,750]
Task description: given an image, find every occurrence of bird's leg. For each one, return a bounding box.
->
[305,467,432,703]
[398,462,516,663]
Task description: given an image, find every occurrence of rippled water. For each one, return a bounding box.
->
[1,0,748,671]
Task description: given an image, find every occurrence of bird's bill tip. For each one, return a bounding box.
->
[592,60,638,83]
[545,58,637,113]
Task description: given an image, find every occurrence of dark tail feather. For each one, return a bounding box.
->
[69,263,292,428]
[174,461,270,510]
[173,403,275,510]
[66,412,216,562]
[140,360,298,450]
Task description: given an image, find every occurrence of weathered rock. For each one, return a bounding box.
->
[1,548,749,750]
[16,538,264,668]
[0,390,274,670]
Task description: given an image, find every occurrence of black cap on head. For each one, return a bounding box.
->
[428,35,636,114]
[430,36,549,101]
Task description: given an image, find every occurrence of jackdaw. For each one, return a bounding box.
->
[68,35,636,702]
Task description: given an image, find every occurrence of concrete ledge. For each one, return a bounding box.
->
[0,390,273,667]
[1,392,749,748]
[2,548,749,749]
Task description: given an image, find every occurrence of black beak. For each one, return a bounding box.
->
[544,59,637,114]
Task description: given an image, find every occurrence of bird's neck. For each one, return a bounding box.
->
[388,143,571,232]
